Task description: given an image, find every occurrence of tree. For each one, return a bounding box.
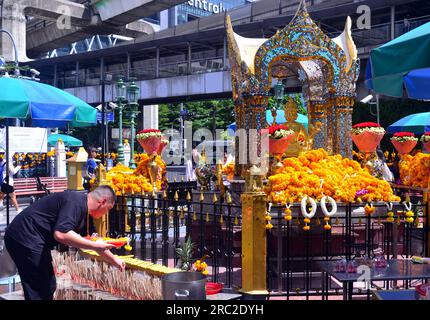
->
[158,99,235,133]
[268,93,307,116]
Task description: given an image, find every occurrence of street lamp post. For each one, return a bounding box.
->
[115,77,126,164]
[126,78,140,169]
[0,29,20,77]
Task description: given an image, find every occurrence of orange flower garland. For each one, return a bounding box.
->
[104,155,167,195]
[222,163,235,179]
[266,149,400,204]
[399,153,430,188]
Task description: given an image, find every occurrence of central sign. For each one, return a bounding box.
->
[187,0,227,14]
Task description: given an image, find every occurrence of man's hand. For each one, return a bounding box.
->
[93,241,115,253]
[113,257,126,272]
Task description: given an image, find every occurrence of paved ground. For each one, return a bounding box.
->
[0,200,30,232]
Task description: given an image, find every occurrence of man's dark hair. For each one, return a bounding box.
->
[90,185,116,203]
[90,148,98,153]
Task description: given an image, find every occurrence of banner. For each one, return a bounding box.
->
[0,126,48,154]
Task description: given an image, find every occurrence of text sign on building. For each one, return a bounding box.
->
[187,0,227,13]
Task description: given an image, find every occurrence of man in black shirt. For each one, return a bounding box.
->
[4,185,125,300]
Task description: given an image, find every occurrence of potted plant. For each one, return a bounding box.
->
[391,132,418,154]
[350,122,385,153]
[268,124,295,155]
[421,132,430,153]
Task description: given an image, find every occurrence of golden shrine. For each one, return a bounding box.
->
[226,0,360,177]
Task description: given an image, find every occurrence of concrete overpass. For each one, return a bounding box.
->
[26,0,430,105]
[64,70,233,105]
[0,0,187,60]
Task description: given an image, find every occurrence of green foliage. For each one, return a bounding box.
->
[268,94,307,116]
[1,62,30,72]
[158,99,235,133]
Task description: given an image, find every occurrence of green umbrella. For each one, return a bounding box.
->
[0,77,96,127]
[48,133,83,147]
[366,21,430,98]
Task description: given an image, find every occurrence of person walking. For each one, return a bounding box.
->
[4,185,125,300]
[0,155,22,214]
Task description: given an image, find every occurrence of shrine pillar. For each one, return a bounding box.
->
[235,93,269,178]
[334,97,354,158]
[309,102,328,150]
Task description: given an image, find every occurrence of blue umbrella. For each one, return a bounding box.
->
[387,112,430,134]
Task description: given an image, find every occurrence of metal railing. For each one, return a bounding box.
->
[267,201,427,299]
[54,56,227,89]
[107,182,428,299]
[110,182,242,289]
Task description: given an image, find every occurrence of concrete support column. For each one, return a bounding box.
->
[0,3,28,62]
[142,105,159,130]
[54,63,58,87]
[223,36,227,69]
[155,47,160,78]
[187,42,192,74]
[391,6,395,40]
[127,52,131,79]
[75,61,80,87]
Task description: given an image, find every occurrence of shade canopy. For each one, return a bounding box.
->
[0,77,97,128]
[48,133,83,147]
[366,22,430,99]
[387,112,430,134]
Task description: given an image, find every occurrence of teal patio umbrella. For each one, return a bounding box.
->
[0,77,96,225]
[0,77,97,127]
[48,134,83,147]
[366,21,430,98]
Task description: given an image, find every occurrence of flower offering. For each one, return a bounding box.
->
[399,153,430,188]
[268,124,295,155]
[391,132,418,154]
[350,122,385,153]
[421,132,430,153]
[266,149,400,204]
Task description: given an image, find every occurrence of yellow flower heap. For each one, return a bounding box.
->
[106,154,166,195]
[400,153,430,188]
[266,149,400,203]
[134,153,166,191]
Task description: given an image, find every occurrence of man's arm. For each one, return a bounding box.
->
[54,230,126,271]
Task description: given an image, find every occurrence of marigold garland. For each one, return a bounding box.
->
[399,153,430,188]
[265,149,400,204]
[98,155,167,195]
